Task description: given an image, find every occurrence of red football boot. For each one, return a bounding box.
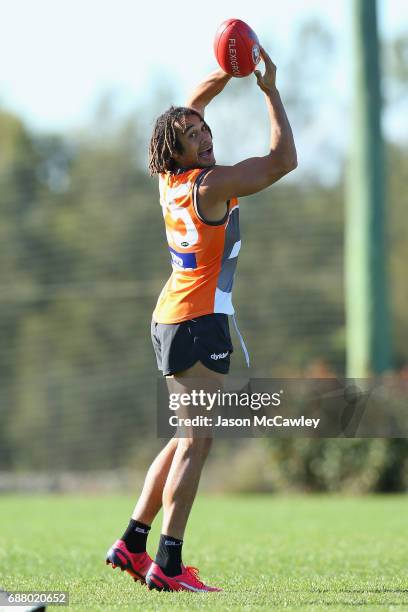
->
[146,562,222,592]
[106,539,152,583]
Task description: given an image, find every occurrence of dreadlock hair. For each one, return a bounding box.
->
[148,106,211,175]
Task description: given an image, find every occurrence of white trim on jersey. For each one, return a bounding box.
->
[228,240,241,259]
[214,288,235,315]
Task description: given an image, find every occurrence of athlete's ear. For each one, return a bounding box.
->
[172,140,184,159]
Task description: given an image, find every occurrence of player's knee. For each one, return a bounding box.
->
[178,436,213,458]
[200,436,213,457]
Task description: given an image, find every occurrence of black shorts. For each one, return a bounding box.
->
[151,313,234,376]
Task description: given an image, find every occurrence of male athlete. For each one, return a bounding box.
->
[106,47,296,592]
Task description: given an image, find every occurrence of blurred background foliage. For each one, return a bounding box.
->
[0,22,407,491]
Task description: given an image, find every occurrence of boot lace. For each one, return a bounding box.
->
[185,566,205,588]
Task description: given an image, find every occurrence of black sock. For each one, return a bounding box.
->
[121,519,151,553]
[155,534,183,576]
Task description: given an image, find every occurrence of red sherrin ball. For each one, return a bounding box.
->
[214,18,261,78]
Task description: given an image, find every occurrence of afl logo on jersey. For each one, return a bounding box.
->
[181,241,189,247]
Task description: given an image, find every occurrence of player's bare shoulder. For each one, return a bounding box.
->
[198,166,231,223]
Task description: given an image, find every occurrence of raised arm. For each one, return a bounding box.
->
[186,69,231,116]
[200,47,297,205]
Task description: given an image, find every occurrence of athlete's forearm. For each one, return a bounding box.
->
[186,69,231,114]
[265,87,297,169]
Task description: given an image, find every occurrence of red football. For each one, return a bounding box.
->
[214,18,261,78]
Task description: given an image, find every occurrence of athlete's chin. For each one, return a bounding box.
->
[198,156,216,168]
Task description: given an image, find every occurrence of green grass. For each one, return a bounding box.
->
[0,494,407,610]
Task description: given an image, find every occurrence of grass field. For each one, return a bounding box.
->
[1,494,407,610]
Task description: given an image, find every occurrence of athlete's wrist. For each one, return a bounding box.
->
[264,85,279,98]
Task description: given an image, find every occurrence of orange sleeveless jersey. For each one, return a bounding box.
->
[152,168,241,324]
